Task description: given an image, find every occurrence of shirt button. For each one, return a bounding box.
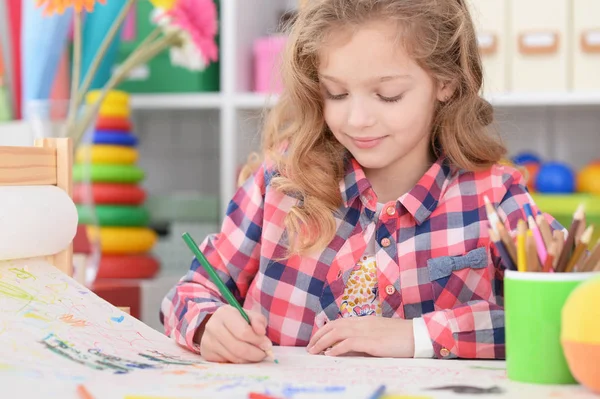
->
[386,206,396,216]
[440,348,451,357]
[385,285,395,295]
[381,237,391,247]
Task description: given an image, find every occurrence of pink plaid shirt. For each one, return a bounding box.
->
[160,154,563,359]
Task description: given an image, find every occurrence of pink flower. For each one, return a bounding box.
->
[151,0,218,70]
[167,0,218,65]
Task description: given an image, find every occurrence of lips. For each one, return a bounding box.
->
[350,136,386,149]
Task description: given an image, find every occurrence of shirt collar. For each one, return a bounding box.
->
[340,153,454,225]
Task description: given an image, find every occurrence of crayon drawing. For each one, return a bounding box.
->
[0,258,597,399]
[0,258,382,398]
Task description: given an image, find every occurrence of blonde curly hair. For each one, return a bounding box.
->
[239,0,506,256]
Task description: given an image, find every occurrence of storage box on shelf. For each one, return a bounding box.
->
[572,0,600,91]
[469,0,509,94]
[509,0,570,92]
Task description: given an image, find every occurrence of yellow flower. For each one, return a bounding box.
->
[36,0,106,15]
[149,0,177,10]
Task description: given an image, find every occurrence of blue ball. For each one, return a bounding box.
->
[535,162,575,193]
[512,152,541,165]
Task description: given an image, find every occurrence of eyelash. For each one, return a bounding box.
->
[325,92,347,101]
[324,91,403,103]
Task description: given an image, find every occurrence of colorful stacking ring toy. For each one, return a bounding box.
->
[77,205,150,227]
[73,183,146,205]
[94,128,131,135]
[86,90,129,107]
[86,90,130,118]
[96,116,132,131]
[98,103,130,118]
[73,164,144,183]
[76,145,138,165]
[86,226,158,255]
[96,254,160,279]
[92,132,138,147]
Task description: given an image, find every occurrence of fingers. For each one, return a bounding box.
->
[220,322,267,363]
[248,311,272,351]
[307,322,333,351]
[248,311,267,336]
[200,306,271,364]
[324,338,368,357]
[308,325,344,355]
[223,308,272,351]
[200,333,236,363]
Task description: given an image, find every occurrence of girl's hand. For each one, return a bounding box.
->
[198,305,273,364]
[307,316,415,358]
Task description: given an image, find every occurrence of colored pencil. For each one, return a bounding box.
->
[543,242,556,273]
[576,216,587,244]
[181,232,278,364]
[528,215,547,264]
[248,393,283,399]
[552,230,565,269]
[517,220,527,272]
[496,221,517,264]
[527,231,541,272]
[536,214,554,249]
[555,204,585,272]
[523,203,534,219]
[581,238,600,272]
[77,385,95,399]
[489,228,517,271]
[368,385,387,399]
[565,226,594,273]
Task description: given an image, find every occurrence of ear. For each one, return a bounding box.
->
[436,80,458,102]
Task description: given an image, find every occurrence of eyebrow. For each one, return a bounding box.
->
[319,74,412,84]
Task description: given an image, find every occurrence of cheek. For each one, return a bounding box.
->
[383,100,433,134]
[377,103,413,134]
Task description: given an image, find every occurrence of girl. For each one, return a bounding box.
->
[161,0,563,363]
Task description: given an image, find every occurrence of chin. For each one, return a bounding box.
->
[350,152,393,170]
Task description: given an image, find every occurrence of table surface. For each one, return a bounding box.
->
[267,347,597,399]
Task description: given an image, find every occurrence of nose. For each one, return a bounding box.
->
[347,97,375,129]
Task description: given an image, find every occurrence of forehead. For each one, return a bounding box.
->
[317,21,415,77]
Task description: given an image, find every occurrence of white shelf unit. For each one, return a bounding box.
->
[129,91,600,112]
[126,0,600,221]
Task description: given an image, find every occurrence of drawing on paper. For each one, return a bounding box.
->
[3,258,593,399]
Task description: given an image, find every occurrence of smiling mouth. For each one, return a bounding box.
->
[353,137,383,142]
[349,136,386,149]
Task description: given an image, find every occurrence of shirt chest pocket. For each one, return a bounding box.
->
[426,246,493,310]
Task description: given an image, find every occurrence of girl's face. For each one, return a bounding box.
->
[319,21,452,175]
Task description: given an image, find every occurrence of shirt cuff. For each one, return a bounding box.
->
[412,317,434,358]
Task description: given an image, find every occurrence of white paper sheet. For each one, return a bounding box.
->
[0,258,596,399]
[0,258,380,399]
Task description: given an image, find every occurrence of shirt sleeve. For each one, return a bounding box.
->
[412,317,434,358]
[159,163,268,353]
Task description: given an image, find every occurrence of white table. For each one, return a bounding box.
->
[262,347,597,399]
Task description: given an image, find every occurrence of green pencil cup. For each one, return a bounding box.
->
[505,270,598,385]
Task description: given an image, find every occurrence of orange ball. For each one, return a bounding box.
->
[521,162,540,192]
[562,276,600,394]
[577,164,600,194]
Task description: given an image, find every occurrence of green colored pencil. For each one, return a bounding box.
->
[181,232,278,363]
